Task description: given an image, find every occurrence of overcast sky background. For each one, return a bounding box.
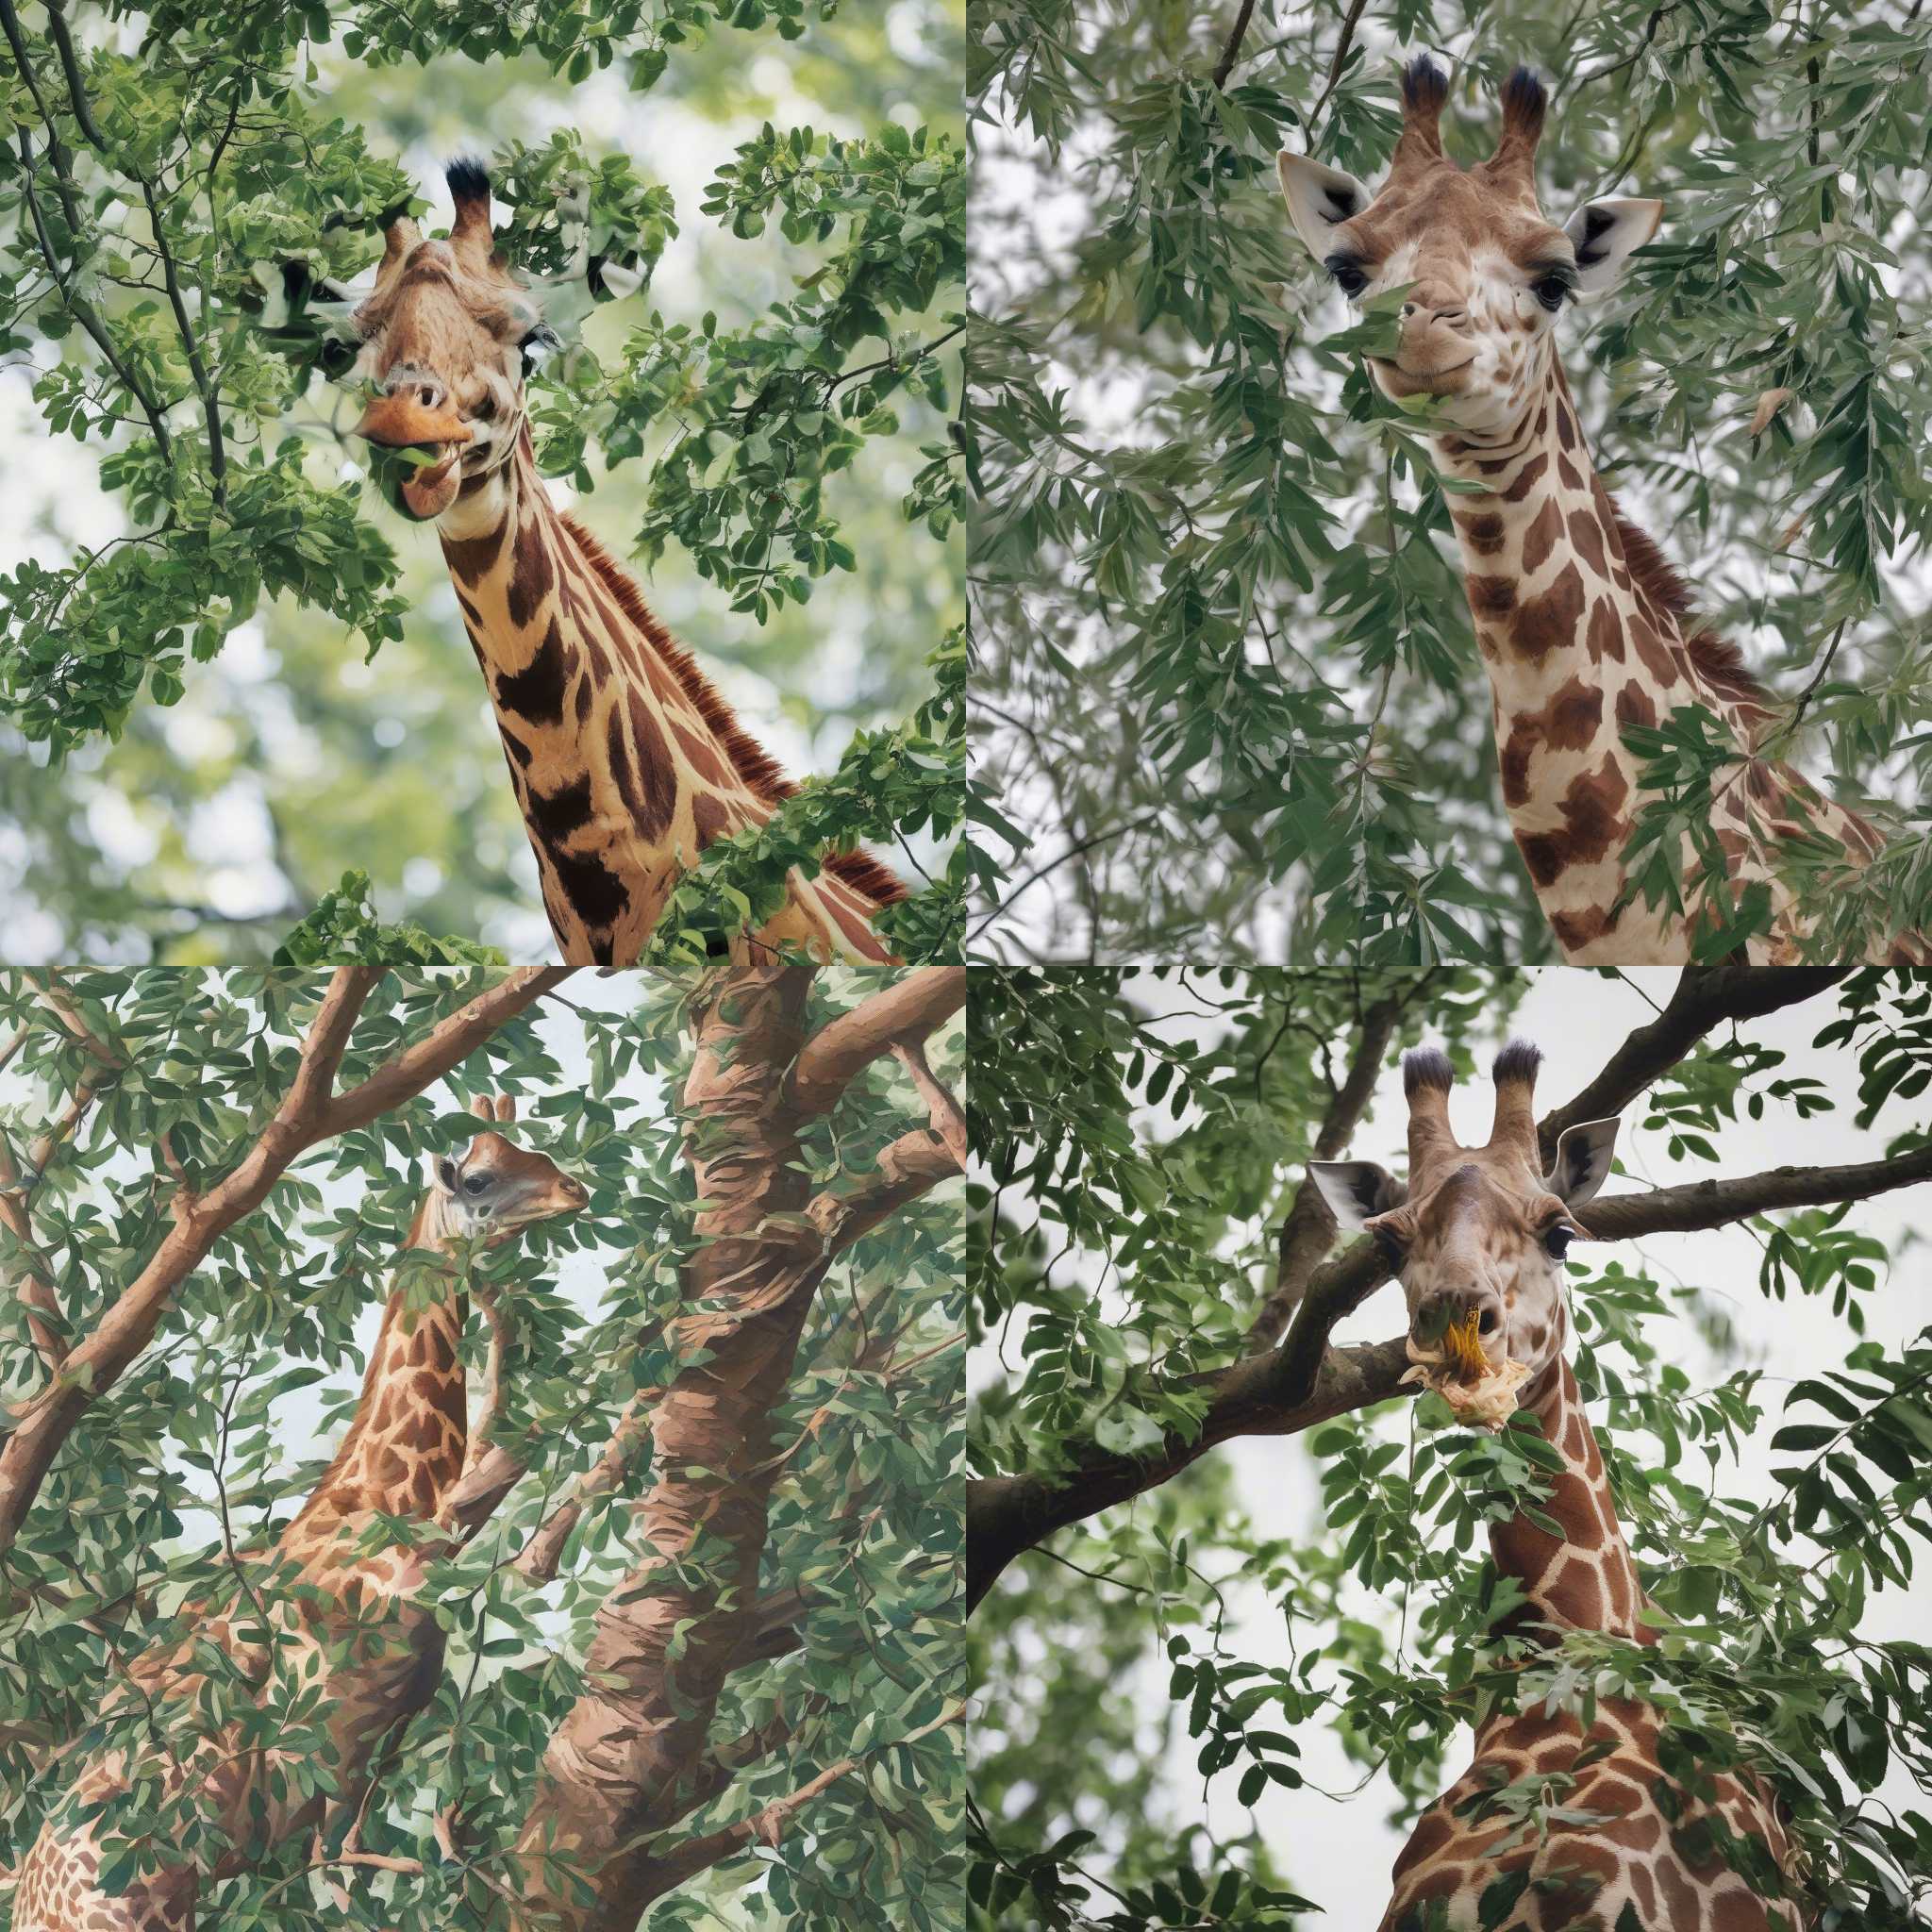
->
[974,966,1932,1920]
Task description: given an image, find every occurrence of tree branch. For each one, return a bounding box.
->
[628,1701,963,1896]
[1210,0,1257,89]
[808,1127,961,1255]
[511,1381,663,1584]
[969,1336,1412,1611]
[1244,990,1404,1352]
[1534,963,1845,1168]
[891,1038,966,1166]
[788,966,966,1118]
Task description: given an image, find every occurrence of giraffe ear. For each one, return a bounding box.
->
[1276,153,1374,260]
[1307,1160,1407,1231]
[428,1153,461,1195]
[1559,198,1662,296]
[1544,1118,1620,1207]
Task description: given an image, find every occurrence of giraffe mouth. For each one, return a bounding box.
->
[397,451,461,521]
[1401,1314,1529,1430]
[1369,354,1475,398]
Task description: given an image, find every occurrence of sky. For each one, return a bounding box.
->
[973,966,1932,1920]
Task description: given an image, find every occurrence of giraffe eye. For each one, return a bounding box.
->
[518,325,559,374]
[1544,1224,1575,1260]
[316,335,358,377]
[1531,273,1574,312]
[1372,1224,1407,1270]
[1325,257,1370,298]
[463,1172,493,1196]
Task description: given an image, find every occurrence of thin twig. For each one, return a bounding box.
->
[1210,0,1257,89]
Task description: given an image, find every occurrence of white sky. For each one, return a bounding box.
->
[976,967,1932,1918]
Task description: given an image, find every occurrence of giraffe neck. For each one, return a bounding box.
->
[1489,1354,1654,1646]
[435,432,897,967]
[283,1188,471,1541]
[1432,354,1791,963]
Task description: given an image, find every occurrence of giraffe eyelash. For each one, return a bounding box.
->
[1324,253,1371,298]
[1527,263,1577,311]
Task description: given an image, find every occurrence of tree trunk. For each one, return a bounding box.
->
[509,958,840,1929]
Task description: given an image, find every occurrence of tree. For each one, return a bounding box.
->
[0,0,966,961]
[0,960,965,1930]
[968,0,1932,962]
[968,963,1932,1926]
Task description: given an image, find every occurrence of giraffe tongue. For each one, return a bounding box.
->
[401,452,460,520]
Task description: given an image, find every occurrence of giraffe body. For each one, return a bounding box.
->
[434,428,900,966]
[13,1102,585,1930]
[1311,1044,1806,1932]
[1380,1365,1797,1932]
[1277,62,1923,965]
[337,169,903,968]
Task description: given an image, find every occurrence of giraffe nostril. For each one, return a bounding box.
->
[1477,1307,1499,1335]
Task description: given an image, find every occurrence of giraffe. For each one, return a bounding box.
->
[12,1096,587,1931]
[328,158,903,968]
[1276,60,1924,968]
[1307,1042,1804,1932]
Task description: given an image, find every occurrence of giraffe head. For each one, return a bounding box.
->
[1308,1042,1620,1399]
[426,1093,590,1243]
[1276,60,1661,439]
[338,162,560,523]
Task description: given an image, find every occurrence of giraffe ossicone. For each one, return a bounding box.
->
[12,1096,587,1932]
[316,159,905,968]
[1310,1042,1803,1930]
[1278,59,1924,968]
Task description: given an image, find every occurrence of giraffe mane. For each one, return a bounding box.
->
[559,513,909,908]
[1602,493,1769,705]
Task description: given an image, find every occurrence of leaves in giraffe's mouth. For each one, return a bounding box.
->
[1402,1314,1529,1432]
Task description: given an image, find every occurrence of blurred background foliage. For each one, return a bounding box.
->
[968,0,1932,963]
[0,0,963,962]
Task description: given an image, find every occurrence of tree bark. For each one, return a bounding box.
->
[509,958,963,1927]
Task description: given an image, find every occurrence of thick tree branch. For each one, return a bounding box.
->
[789,966,965,1118]
[626,1701,963,1897]
[970,1337,1414,1611]
[0,968,572,1556]
[808,1127,961,1255]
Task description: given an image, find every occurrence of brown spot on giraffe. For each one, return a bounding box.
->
[1521,494,1562,575]
[1509,561,1587,663]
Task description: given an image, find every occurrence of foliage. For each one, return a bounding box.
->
[0,0,963,959]
[646,625,972,966]
[0,967,963,1930]
[970,966,1932,1929]
[968,0,1932,961]
[272,867,509,965]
